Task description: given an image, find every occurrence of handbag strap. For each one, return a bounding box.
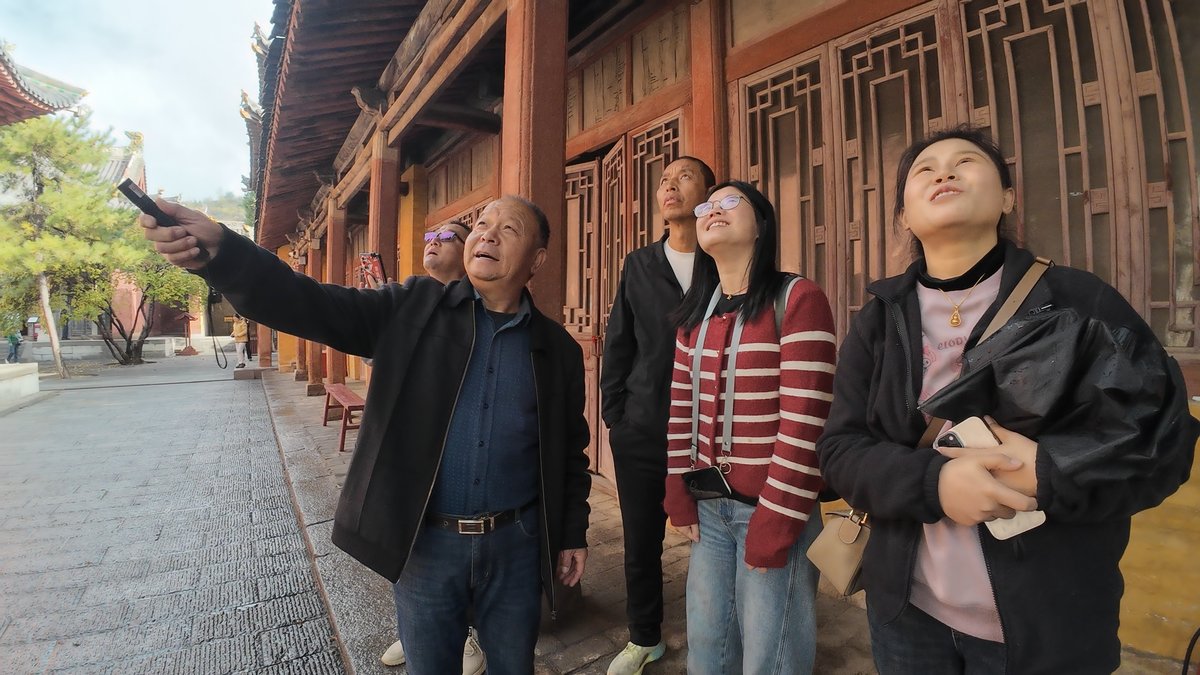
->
[978,256,1052,342]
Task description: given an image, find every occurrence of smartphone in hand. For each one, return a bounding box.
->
[938,416,1046,540]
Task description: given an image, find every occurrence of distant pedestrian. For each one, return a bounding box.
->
[5,331,19,363]
[231,314,249,368]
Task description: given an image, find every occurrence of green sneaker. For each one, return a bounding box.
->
[606,641,666,675]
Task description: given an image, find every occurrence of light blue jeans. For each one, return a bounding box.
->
[686,498,823,675]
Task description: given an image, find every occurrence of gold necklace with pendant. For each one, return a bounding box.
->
[938,274,986,327]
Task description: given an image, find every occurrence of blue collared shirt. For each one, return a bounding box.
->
[429,295,540,516]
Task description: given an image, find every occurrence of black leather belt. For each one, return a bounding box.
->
[426,507,522,535]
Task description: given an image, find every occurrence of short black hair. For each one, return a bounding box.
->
[504,195,550,248]
[672,155,717,190]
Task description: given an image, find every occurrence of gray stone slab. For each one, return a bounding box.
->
[0,358,345,674]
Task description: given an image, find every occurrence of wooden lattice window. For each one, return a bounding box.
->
[630,116,682,250]
[742,51,833,301]
[564,162,600,334]
[961,0,1115,284]
[599,142,627,335]
[835,10,946,318]
[1122,0,1198,351]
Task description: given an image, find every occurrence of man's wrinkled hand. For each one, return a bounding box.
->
[139,199,224,270]
[557,548,587,587]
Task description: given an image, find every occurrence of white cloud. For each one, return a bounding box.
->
[0,0,274,199]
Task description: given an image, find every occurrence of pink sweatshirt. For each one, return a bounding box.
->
[911,271,1005,643]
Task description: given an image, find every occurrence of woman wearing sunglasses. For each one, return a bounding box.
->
[816,127,1197,674]
[664,181,836,674]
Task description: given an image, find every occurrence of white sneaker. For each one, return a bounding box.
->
[607,641,666,675]
[381,639,405,666]
[463,628,486,675]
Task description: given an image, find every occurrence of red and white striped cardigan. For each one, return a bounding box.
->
[664,278,836,568]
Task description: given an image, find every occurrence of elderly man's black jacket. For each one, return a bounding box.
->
[201,230,591,612]
[817,241,1197,674]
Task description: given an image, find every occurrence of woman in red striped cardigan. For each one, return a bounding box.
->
[664,180,836,674]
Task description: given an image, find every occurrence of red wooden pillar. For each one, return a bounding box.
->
[500,0,568,322]
[295,335,307,381]
[689,0,728,179]
[369,130,400,283]
[256,323,272,367]
[325,200,347,385]
[306,245,326,396]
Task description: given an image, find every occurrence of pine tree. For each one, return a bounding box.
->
[0,111,202,373]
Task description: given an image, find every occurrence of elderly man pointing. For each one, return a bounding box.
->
[142,195,591,675]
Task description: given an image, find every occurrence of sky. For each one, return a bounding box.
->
[1,0,276,200]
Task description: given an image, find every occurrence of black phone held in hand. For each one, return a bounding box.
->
[118,178,210,263]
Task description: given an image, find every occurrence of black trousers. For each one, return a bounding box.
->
[610,426,668,647]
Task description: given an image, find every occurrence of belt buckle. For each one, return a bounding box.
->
[457,514,494,535]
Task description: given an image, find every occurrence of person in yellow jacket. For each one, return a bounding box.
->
[231,314,249,368]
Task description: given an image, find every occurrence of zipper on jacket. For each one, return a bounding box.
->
[402,306,476,570]
[979,527,1013,674]
[530,352,557,621]
[874,294,916,413]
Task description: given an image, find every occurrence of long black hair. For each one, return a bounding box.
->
[673,180,785,330]
[893,125,1015,257]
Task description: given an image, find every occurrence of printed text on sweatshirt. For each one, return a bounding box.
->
[664,278,836,567]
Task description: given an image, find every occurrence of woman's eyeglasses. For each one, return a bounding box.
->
[693,194,746,218]
[423,230,464,244]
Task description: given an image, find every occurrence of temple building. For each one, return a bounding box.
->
[247,0,1199,661]
[0,44,85,125]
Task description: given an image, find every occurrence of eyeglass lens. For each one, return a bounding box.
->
[693,194,743,217]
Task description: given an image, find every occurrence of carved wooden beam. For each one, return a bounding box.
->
[350,85,387,117]
[415,104,502,135]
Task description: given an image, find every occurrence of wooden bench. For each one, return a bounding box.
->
[322,383,365,453]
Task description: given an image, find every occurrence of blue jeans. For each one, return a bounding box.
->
[393,504,542,675]
[686,498,823,675]
[868,602,1006,675]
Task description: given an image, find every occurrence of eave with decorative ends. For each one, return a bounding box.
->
[0,44,86,125]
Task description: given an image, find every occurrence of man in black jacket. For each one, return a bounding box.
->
[601,156,714,674]
[142,195,591,675]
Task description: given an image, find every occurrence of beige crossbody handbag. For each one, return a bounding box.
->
[805,257,1051,596]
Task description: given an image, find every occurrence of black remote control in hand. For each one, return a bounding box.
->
[118,178,210,263]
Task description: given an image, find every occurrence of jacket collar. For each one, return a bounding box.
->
[446,276,553,351]
[867,238,1036,305]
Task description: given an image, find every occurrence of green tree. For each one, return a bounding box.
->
[0,111,143,376]
[68,247,206,365]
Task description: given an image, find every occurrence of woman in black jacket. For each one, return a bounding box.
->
[816,126,1197,674]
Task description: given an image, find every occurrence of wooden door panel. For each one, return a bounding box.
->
[739,51,837,331]
[833,7,948,325]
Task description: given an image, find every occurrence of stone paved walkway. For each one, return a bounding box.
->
[0,357,344,674]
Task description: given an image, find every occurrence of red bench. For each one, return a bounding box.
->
[323,383,365,453]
